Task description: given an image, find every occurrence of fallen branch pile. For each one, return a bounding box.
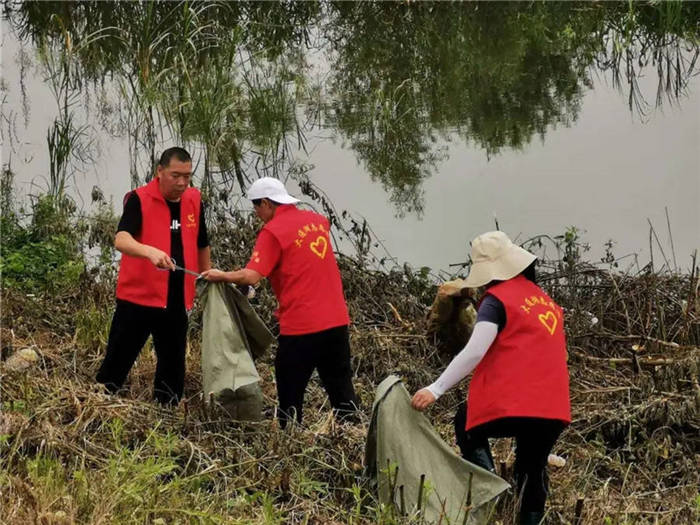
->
[1,227,698,524]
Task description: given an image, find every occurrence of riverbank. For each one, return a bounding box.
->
[1,190,698,524]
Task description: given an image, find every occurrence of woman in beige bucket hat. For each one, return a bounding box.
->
[412,231,571,525]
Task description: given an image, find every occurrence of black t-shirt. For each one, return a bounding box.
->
[117,192,209,310]
[475,273,538,332]
[476,294,506,332]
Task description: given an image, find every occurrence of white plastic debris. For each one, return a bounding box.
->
[4,347,39,372]
[548,453,566,467]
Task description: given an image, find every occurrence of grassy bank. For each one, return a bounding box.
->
[1,188,698,524]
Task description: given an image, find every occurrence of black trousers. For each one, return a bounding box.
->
[454,402,565,514]
[275,324,359,427]
[96,300,188,405]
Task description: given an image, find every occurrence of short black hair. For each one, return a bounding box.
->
[158,147,191,167]
[521,260,537,284]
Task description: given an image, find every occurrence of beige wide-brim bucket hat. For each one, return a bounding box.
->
[463,231,537,288]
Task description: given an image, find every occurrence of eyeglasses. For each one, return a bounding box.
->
[252,199,263,207]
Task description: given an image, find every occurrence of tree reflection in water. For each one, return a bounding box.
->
[4,1,699,214]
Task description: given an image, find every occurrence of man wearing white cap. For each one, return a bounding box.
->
[202,177,358,427]
[411,231,571,525]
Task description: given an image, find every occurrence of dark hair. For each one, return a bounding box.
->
[158,147,191,167]
[252,198,282,207]
[521,260,537,284]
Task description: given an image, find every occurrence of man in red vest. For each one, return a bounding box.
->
[97,147,211,404]
[411,231,571,525]
[202,177,358,427]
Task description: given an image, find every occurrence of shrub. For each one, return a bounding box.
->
[1,192,86,295]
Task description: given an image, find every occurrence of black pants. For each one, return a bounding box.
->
[454,402,565,514]
[96,300,188,405]
[275,324,359,427]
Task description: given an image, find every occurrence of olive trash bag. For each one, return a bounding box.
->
[197,281,274,421]
[365,375,510,524]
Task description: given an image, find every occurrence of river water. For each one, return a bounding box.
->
[2,2,698,273]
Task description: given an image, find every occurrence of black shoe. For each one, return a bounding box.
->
[519,511,545,525]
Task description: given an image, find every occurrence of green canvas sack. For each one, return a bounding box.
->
[365,375,510,524]
[198,281,274,421]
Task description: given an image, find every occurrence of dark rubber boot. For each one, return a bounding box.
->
[519,511,545,525]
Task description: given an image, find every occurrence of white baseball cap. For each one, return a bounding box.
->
[463,231,537,288]
[247,177,299,204]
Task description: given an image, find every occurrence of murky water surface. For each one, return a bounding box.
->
[2,2,698,272]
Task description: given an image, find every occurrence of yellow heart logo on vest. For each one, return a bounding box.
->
[538,310,557,335]
[310,236,328,259]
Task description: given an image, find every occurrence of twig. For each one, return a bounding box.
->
[572,332,684,349]
[387,302,404,324]
[461,472,473,525]
[607,271,632,334]
[417,473,425,511]
[648,219,670,270]
[573,497,585,525]
[665,207,677,271]
[572,351,683,366]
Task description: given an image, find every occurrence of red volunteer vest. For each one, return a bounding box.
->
[115,178,201,310]
[466,275,571,430]
[262,205,350,335]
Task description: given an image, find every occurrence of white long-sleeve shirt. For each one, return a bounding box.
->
[425,321,499,398]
